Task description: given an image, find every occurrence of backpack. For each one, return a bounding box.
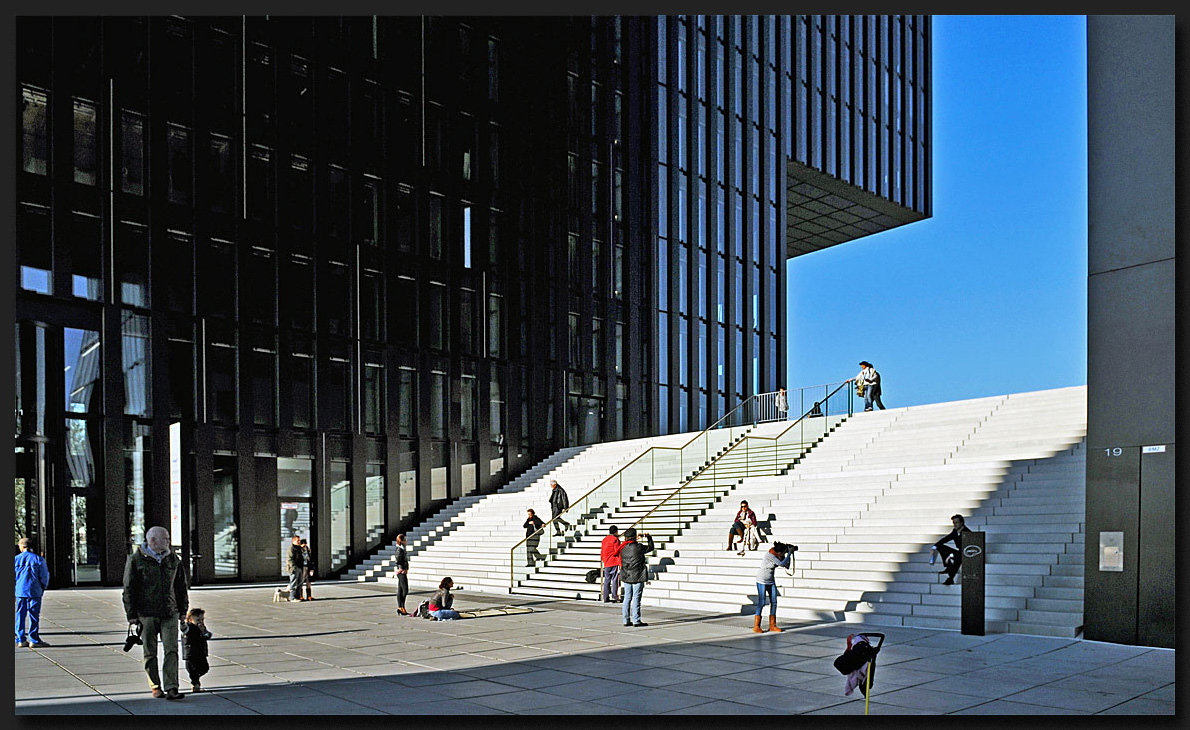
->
[411,599,431,619]
[584,568,601,583]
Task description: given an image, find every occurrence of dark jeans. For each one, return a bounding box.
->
[526,535,545,566]
[864,385,885,411]
[396,572,409,610]
[551,510,571,533]
[937,544,961,579]
[186,657,209,684]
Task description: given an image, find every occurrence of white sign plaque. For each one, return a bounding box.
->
[1099,531,1124,572]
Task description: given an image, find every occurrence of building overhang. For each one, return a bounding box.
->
[785,159,928,260]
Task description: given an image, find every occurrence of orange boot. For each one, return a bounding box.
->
[752,615,764,633]
[768,615,783,632]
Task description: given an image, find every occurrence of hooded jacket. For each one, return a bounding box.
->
[122,544,188,621]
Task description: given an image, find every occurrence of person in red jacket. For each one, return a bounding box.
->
[600,525,622,603]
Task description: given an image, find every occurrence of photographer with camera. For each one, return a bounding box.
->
[122,526,189,700]
[613,528,654,628]
[753,541,795,633]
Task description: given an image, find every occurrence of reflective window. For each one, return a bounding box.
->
[328,460,351,570]
[365,462,385,549]
[431,370,448,440]
[121,111,145,195]
[461,371,476,441]
[398,367,417,438]
[73,99,97,185]
[64,328,101,417]
[166,124,192,204]
[290,354,313,429]
[122,312,151,417]
[22,86,48,175]
[364,360,384,434]
[251,348,276,427]
[323,357,350,432]
[212,455,238,577]
[125,422,151,550]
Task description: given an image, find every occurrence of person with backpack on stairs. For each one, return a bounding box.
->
[753,542,792,633]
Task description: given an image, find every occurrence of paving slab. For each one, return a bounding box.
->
[14,582,1174,716]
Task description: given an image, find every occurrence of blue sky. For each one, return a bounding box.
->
[786,15,1089,408]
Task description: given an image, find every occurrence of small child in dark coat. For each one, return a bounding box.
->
[181,608,212,692]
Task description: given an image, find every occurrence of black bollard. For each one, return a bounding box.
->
[959,531,985,635]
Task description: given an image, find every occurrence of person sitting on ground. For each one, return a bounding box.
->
[181,608,211,693]
[930,514,972,586]
[753,542,792,633]
[727,500,758,552]
[427,577,461,620]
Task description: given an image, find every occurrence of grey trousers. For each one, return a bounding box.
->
[139,614,180,692]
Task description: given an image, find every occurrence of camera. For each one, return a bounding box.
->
[122,623,143,652]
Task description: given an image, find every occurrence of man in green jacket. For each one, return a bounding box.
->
[122,525,189,700]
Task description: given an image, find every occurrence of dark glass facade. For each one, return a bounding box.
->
[13,15,929,586]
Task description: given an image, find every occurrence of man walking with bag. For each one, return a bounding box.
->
[122,525,189,700]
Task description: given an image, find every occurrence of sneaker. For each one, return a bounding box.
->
[623,621,631,627]
[165,688,186,700]
[152,687,166,699]
[633,622,649,627]
[16,640,29,648]
[29,640,50,648]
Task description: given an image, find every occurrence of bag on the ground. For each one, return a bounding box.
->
[411,599,431,619]
[584,568,601,583]
[833,639,877,675]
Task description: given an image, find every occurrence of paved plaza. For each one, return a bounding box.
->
[13,580,1175,716]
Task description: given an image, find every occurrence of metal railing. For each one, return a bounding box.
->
[508,382,850,589]
[628,380,854,545]
[507,390,780,588]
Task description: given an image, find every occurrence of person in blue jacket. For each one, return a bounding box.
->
[15,537,51,648]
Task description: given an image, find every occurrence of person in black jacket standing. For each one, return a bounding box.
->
[299,538,315,601]
[285,535,305,602]
[930,514,971,585]
[614,528,655,627]
[394,533,411,615]
[548,480,572,536]
[523,509,546,567]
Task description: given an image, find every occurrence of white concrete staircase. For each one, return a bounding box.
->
[509,415,847,600]
[643,385,1087,638]
[341,431,693,593]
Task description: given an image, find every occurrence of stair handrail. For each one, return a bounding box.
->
[507,382,847,589]
[507,390,779,589]
[622,379,854,541]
